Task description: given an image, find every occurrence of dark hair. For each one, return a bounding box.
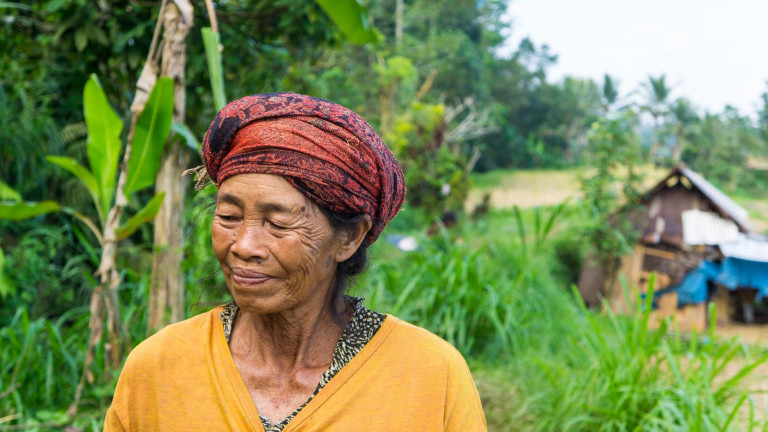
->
[319,208,370,315]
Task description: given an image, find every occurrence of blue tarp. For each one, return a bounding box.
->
[658,258,768,306]
[658,261,721,306]
[716,257,768,299]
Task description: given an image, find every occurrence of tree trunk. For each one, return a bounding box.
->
[648,114,661,163]
[148,0,193,333]
[672,130,684,163]
[395,0,403,49]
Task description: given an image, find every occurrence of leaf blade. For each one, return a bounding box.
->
[0,180,21,202]
[115,193,165,240]
[201,27,227,111]
[84,74,123,218]
[315,0,380,45]
[125,77,174,196]
[45,156,103,224]
[0,201,61,221]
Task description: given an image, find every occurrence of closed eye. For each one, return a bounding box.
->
[216,214,240,222]
[268,220,288,230]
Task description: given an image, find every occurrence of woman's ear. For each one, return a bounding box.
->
[335,215,372,262]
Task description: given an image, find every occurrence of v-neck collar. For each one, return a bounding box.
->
[210,307,398,431]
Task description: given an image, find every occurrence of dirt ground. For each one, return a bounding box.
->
[716,324,768,426]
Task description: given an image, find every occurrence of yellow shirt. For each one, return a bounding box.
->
[104,307,487,431]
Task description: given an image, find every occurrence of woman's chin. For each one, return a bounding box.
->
[229,288,298,315]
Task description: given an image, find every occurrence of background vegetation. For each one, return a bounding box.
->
[2,0,767,430]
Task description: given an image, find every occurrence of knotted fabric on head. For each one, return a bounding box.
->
[202,92,406,246]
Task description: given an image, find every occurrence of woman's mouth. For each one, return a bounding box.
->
[231,267,272,285]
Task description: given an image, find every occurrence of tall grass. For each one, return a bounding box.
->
[0,277,152,430]
[2,204,766,430]
[360,205,768,430]
[510,282,768,431]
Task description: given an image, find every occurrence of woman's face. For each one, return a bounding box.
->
[212,173,344,315]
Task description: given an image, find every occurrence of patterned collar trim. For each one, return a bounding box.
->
[219,297,386,431]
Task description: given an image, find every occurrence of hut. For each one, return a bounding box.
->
[577,164,767,331]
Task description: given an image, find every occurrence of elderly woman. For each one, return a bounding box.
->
[104,93,486,431]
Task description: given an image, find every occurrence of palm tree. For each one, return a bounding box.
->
[669,98,698,163]
[600,74,619,115]
[641,75,672,163]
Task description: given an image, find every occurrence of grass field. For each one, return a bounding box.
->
[469,167,768,234]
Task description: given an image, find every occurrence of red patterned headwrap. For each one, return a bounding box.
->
[201,92,406,246]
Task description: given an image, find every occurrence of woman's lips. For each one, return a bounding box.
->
[231,267,272,285]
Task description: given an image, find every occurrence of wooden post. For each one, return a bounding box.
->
[148,0,193,332]
[608,244,645,314]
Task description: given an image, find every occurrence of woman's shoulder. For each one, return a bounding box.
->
[379,315,468,367]
[125,307,223,368]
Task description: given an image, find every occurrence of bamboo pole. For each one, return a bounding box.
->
[68,1,170,414]
[148,0,193,332]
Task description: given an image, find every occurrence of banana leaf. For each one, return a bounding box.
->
[315,0,380,45]
[0,201,61,221]
[115,193,165,240]
[125,77,174,196]
[45,156,103,224]
[83,74,123,219]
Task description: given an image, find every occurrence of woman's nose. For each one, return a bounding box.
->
[230,222,268,262]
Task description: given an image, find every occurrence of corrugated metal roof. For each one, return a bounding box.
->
[679,166,751,230]
[682,209,739,245]
[649,165,753,233]
[719,234,768,263]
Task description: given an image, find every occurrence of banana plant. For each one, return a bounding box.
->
[45,75,173,241]
[0,74,175,398]
[76,74,171,382]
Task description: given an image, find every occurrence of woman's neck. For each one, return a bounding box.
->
[229,296,352,371]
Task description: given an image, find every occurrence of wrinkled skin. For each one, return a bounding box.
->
[213,173,343,316]
[211,173,370,422]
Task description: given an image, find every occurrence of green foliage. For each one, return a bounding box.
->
[201,27,226,111]
[83,74,123,222]
[171,122,201,155]
[125,77,174,196]
[45,155,100,210]
[183,185,228,314]
[0,200,61,220]
[4,1,768,429]
[361,204,581,359]
[115,193,165,240]
[511,284,768,431]
[580,116,644,264]
[46,75,174,243]
[315,0,380,45]
[601,74,619,113]
[387,102,470,216]
[0,246,13,300]
[683,109,765,194]
[0,83,66,202]
[0,180,21,202]
[1,226,92,320]
[0,273,154,430]
[2,203,766,429]
[375,55,417,91]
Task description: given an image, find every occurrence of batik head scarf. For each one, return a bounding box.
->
[201,92,406,246]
